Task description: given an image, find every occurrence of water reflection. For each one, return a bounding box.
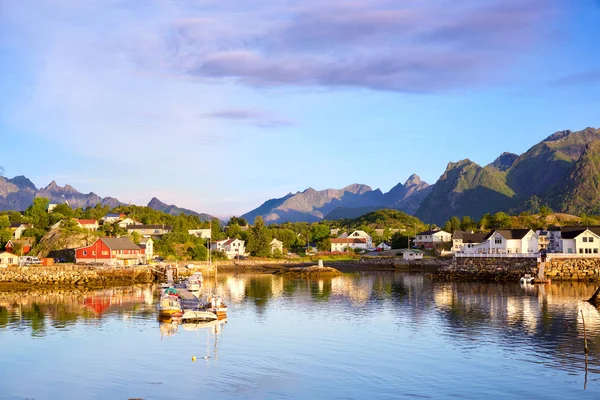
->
[1,273,600,398]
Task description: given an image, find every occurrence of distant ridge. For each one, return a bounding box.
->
[147,197,216,221]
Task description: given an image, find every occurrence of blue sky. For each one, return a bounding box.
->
[1,0,600,218]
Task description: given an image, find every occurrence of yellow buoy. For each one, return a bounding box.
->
[191,356,197,362]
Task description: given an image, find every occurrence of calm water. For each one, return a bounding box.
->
[1,272,600,399]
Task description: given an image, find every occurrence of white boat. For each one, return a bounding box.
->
[186,272,204,291]
[200,293,228,316]
[181,309,218,322]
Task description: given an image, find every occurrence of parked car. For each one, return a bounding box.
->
[20,256,41,265]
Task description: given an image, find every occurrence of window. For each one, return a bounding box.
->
[595,249,598,254]
[590,237,594,243]
[583,237,588,243]
[102,251,108,256]
[568,248,573,253]
[92,251,96,256]
[579,249,583,254]
[83,251,87,256]
[495,238,502,244]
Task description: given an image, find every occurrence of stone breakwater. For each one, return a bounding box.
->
[0,265,156,287]
[433,257,538,282]
[545,257,600,281]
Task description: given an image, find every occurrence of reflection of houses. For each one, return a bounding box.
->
[270,238,283,254]
[452,230,488,253]
[75,237,146,265]
[126,224,173,238]
[415,229,451,249]
[461,229,538,255]
[211,238,246,259]
[188,229,211,238]
[5,238,34,255]
[0,252,19,266]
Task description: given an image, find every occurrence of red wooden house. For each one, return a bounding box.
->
[75,237,145,266]
[5,239,34,255]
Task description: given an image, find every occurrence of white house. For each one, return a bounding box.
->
[10,223,31,239]
[347,230,373,249]
[101,213,123,224]
[188,229,212,239]
[270,238,284,254]
[78,219,100,231]
[0,252,18,266]
[536,230,549,252]
[127,224,173,238]
[558,227,600,255]
[452,230,487,253]
[138,238,154,260]
[212,238,246,259]
[376,242,392,251]
[331,238,368,252]
[464,229,539,255]
[415,229,452,249]
[398,249,424,260]
[117,218,141,228]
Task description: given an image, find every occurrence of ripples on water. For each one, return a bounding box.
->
[1,273,600,399]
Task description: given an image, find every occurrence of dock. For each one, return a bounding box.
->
[173,283,203,310]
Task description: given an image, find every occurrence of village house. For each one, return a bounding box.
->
[556,227,600,255]
[536,230,549,251]
[75,237,146,266]
[78,219,99,231]
[5,238,34,255]
[376,242,392,251]
[211,238,246,259]
[331,238,368,252]
[398,249,424,260]
[117,218,141,229]
[462,229,539,255]
[138,238,154,260]
[126,224,173,238]
[188,229,212,239]
[414,229,452,249]
[101,213,125,224]
[0,251,19,266]
[452,230,488,253]
[270,238,284,254]
[10,223,31,239]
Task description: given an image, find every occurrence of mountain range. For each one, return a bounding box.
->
[0,178,214,221]
[244,127,600,225]
[3,126,600,225]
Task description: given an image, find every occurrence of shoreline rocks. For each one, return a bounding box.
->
[273,265,343,278]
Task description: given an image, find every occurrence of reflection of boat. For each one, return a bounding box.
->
[157,291,183,317]
[520,274,535,284]
[181,318,226,331]
[182,309,217,322]
[186,272,204,291]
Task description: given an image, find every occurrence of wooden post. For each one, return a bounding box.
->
[581,310,589,354]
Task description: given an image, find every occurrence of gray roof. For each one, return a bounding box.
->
[485,229,532,240]
[100,237,141,250]
[127,224,173,230]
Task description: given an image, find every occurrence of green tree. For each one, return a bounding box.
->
[391,232,408,249]
[460,216,477,231]
[0,230,12,249]
[539,205,553,218]
[8,211,23,224]
[443,216,461,233]
[491,212,511,229]
[316,238,331,252]
[25,197,50,229]
[310,223,330,243]
[0,215,9,230]
[248,216,270,257]
[52,204,74,218]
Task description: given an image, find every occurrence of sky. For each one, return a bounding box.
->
[1,0,600,218]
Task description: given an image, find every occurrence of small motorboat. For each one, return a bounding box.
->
[520,274,535,284]
[186,272,204,291]
[200,293,228,316]
[157,290,183,317]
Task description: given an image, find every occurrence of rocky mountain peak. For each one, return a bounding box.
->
[544,130,572,142]
[342,184,372,195]
[404,174,422,187]
[148,197,166,208]
[489,152,519,172]
[8,176,37,191]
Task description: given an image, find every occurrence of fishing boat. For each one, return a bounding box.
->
[200,293,228,317]
[186,272,204,291]
[157,288,183,317]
